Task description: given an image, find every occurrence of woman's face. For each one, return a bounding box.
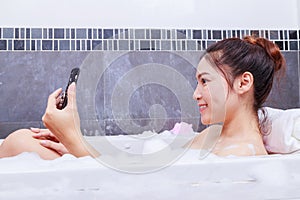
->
[193,55,229,125]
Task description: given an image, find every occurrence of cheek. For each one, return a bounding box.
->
[207,82,228,122]
[207,81,228,105]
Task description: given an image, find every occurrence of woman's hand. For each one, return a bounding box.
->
[42,83,90,157]
[31,128,59,142]
[31,127,69,156]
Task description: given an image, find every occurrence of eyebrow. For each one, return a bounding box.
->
[196,72,210,79]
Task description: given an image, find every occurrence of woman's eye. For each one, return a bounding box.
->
[201,78,207,85]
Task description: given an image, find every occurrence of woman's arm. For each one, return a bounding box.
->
[42,82,98,157]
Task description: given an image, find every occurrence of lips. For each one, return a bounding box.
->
[198,104,208,113]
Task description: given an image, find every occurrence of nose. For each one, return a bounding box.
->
[193,84,202,101]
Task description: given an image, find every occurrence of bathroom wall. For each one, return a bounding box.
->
[0,0,299,29]
[0,0,299,138]
[298,1,300,28]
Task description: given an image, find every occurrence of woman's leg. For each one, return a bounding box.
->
[0,129,60,160]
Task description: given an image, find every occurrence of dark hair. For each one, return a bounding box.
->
[206,36,286,110]
[205,36,286,133]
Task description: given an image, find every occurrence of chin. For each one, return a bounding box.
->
[200,118,211,125]
[201,118,222,126]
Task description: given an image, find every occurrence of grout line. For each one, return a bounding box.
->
[0,28,299,51]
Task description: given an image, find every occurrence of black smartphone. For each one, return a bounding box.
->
[57,68,80,110]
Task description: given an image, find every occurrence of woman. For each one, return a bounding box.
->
[0,35,286,159]
[189,36,285,156]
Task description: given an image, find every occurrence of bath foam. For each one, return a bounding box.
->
[0,149,300,200]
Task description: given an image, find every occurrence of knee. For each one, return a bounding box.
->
[9,128,32,136]
[5,129,33,144]
[0,129,35,157]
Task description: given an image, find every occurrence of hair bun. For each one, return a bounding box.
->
[244,36,286,73]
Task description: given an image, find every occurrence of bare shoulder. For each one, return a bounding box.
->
[189,124,222,149]
[214,142,267,157]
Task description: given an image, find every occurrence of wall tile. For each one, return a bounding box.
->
[54,28,64,39]
[103,29,113,39]
[135,29,145,40]
[31,28,42,39]
[13,40,24,50]
[59,40,70,50]
[3,28,14,38]
[151,29,161,39]
[0,40,6,50]
[42,40,52,50]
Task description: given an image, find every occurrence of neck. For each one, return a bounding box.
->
[221,106,260,139]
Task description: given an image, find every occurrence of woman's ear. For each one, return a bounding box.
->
[234,72,254,94]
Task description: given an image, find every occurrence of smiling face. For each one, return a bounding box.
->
[193,55,229,125]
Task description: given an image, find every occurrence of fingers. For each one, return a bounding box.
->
[32,129,59,142]
[47,88,63,108]
[66,82,77,109]
[43,88,63,127]
[30,127,49,133]
[39,140,69,155]
[32,131,51,138]
[30,127,41,133]
[56,92,64,106]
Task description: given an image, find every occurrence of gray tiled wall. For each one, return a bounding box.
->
[0,28,299,138]
[1,28,299,51]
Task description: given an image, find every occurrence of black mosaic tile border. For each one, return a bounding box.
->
[0,28,299,51]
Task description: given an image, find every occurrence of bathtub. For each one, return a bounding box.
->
[1,107,300,200]
[1,131,300,200]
